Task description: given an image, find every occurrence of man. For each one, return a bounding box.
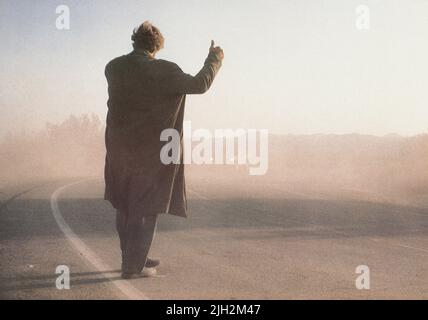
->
[104,21,223,279]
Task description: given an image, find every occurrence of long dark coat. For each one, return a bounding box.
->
[104,49,222,218]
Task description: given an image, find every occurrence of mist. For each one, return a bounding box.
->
[1,114,427,207]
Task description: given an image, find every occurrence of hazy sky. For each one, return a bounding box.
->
[1,0,428,136]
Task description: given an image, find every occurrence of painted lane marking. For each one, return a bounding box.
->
[50,179,149,300]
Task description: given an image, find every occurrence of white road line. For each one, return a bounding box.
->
[395,243,428,254]
[50,179,149,300]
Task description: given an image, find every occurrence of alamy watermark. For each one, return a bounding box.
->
[160,121,268,175]
[355,265,370,290]
[56,5,70,30]
[355,5,370,30]
[55,265,70,290]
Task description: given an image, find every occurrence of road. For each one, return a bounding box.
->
[1,177,427,299]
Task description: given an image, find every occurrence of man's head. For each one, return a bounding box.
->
[131,21,164,56]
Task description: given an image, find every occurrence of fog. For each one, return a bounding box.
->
[0,114,105,184]
[1,114,427,205]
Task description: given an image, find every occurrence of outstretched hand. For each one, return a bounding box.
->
[209,40,224,61]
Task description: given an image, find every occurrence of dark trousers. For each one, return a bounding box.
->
[116,210,158,274]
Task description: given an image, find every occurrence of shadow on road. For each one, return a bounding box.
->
[0,270,123,293]
[1,196,427,241]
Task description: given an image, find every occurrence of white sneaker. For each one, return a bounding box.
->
[141,267,157,278]
[121,268,157,279]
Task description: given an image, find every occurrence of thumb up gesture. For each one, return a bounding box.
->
[209,40,224,61]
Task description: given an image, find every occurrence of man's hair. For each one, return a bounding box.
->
[131,21,164,53]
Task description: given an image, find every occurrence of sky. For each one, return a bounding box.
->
[1,0,428,136]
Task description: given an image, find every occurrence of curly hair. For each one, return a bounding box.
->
[131,21,164,53]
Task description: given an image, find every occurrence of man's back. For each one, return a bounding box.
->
[105,50,186,160]
[104,45,222,218]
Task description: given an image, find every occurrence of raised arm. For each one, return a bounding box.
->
[164,40,224,95]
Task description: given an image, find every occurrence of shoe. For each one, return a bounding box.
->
[121,268,157,279]
[145,257,160,268]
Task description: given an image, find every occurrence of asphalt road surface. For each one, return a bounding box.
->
[1,177,427,299]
